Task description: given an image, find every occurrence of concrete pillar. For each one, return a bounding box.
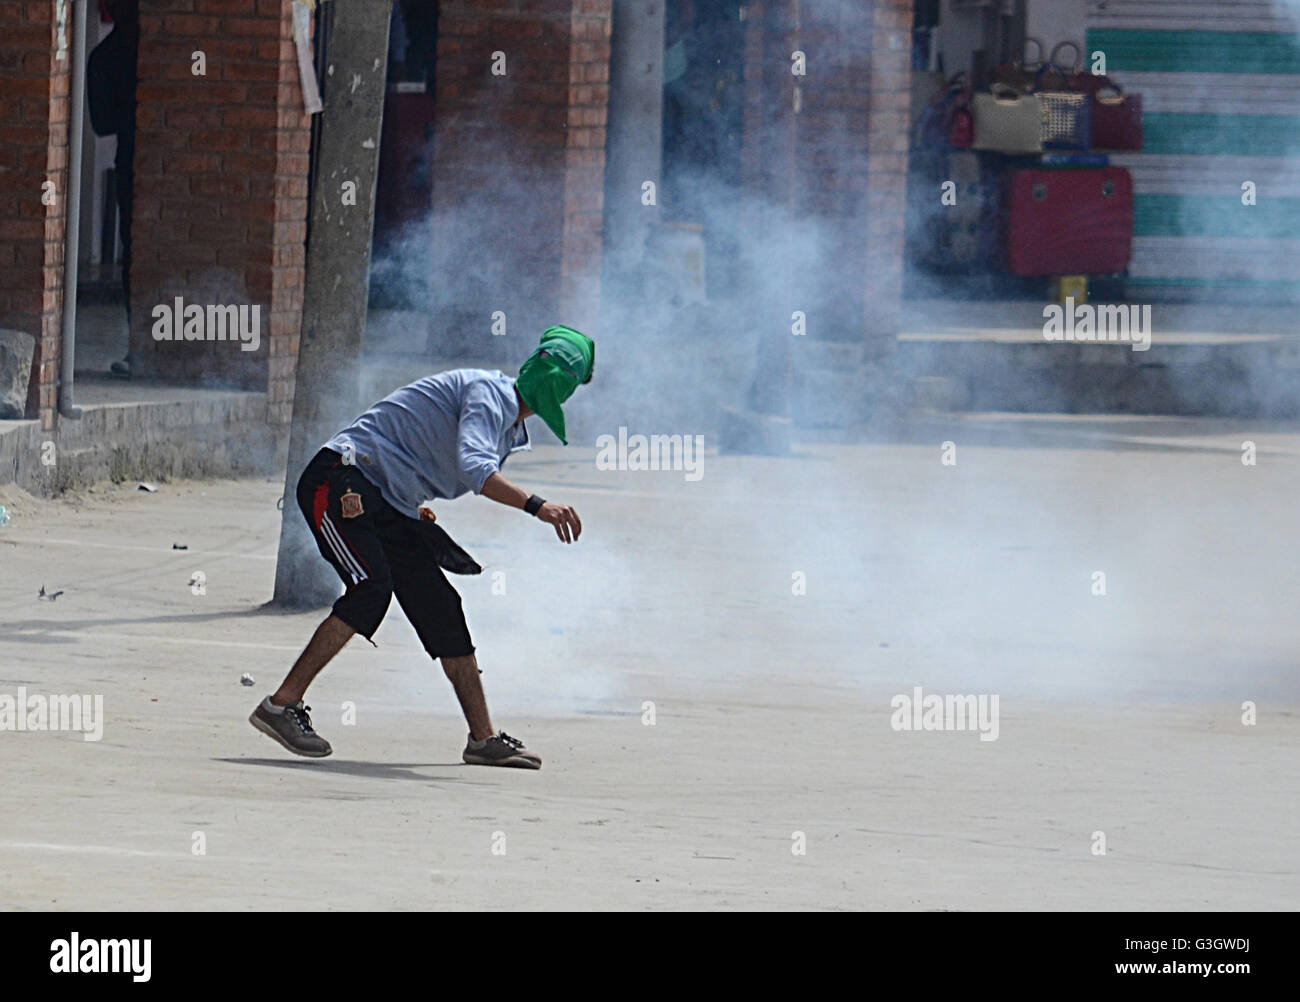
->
[600,0,665,293]
[273,0,391,607]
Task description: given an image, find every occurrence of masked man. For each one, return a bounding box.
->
[250,326,594,769]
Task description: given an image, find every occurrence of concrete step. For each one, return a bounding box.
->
[896,335,1300,417]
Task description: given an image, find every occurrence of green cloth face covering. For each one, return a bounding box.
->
[516,326,594,445]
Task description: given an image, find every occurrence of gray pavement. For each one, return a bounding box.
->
[1,416,1298,909]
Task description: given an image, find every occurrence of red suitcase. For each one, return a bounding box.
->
[1002,167,1133,276]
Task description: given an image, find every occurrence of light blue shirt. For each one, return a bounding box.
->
[324,369,530,519]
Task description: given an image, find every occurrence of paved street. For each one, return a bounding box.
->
[1,416,1297,909]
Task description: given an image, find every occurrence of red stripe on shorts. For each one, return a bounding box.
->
[313,481,329,529]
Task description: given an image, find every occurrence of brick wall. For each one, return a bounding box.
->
[432,0,611,347]
[130,0,308,418]
[0,0,70,428]
[862,0,914,348]
[559,1,609,322]
[1,0,908,432]
[741,0,913,354]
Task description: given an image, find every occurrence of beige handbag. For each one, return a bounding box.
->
[972,83,1043,153]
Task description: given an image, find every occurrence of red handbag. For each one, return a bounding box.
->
[1068,72,1115,93]
[949,100,974,148]
[1090,83,1143,151]
[946,75,974,148]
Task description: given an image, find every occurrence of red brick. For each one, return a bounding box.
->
[191,129,248,152]
[161,14,221,35]
[163,152,223,173]
[223,60,280,82]
[221,17,281,39]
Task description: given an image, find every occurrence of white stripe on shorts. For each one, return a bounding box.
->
[320,513,367,585]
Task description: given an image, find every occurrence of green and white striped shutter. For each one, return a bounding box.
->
[1086,0,1300,296]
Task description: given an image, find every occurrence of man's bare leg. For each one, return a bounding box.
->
[272,614,356,706]
[440,654,494,740]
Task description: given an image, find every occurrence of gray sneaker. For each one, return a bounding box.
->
[463,731,541,769]
[249,697,332,758]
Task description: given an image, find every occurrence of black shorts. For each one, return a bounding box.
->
[296,448,475,658]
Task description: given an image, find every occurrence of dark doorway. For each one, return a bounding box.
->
[368,0,438,312]
[660,0,747,296]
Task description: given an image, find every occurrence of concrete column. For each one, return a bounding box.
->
[600,0,665,292]
[273,0,391,607]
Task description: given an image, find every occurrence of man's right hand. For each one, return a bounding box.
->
[537,501,582,543]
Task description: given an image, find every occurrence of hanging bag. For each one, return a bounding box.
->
[990,36,1045,94]
[948,76,975,148]
[917,73,976,149]
[972,82,1044,153]
[1090,82,1144,150]
[1034,41,1091,151]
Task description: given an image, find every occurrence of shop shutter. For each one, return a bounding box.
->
[1086,0,1300,297]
